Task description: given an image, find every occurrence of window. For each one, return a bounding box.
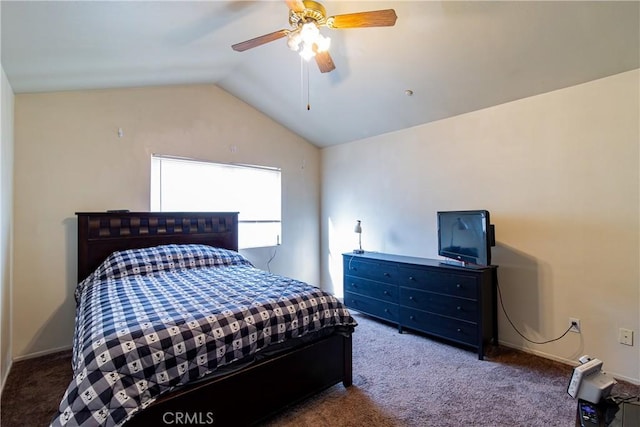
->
[151,155,281,249]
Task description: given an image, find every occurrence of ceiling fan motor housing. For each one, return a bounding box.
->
[289,0,327,27]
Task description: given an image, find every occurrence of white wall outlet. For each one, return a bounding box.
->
[570,317,581,333]
[619,328,634,346]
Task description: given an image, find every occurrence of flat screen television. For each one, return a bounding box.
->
[437,210,495,267]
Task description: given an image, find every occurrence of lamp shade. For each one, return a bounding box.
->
[354,220,362,234]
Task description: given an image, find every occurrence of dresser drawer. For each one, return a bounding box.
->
[400,307,477,346]
[344,291,398,322]
[344,276,397,303]
[398,267,477,299]
[344,258,399,283]
[399,288,477,322]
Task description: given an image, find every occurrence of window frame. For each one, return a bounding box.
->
[150,154,282,249]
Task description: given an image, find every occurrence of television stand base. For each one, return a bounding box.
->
[439,259,466,267]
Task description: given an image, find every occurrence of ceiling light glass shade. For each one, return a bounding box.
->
[314,33,331,52]
[300,21,320,41]
[287,31,302,51]
[288,22,331,61]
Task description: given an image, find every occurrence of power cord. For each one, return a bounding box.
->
[496,275,574,345]
[266,245,278,272]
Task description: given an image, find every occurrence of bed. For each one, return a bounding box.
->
[52,211,356,426]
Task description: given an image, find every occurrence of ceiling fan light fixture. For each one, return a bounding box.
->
[291,21,330,61]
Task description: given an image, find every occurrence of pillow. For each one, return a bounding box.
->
[75,244,251,301]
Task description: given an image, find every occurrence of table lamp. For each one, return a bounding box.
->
[353,220,364,254]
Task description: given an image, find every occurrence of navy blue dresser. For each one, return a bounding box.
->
[343,252,498,359]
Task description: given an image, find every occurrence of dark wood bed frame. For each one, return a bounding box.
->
[76,211,353,426]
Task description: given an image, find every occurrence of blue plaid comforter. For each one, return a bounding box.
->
[51,244,356,426]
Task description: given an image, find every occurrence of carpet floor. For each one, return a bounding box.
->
[2,312,638,426]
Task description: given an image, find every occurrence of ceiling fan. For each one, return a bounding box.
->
[231,0,397,73]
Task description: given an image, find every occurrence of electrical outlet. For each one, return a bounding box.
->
[619,328,634,346]
[570,318,581,333]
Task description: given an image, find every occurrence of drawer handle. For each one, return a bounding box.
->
[457,306,462,311]
[351,283,357,288]
[383,272,390,277]
[409,296,414,301]
[410,315,415,320]
[384,309,389,313]
[409,276,415,281]
[456,284,461,289]
[383,290,389,295]
[457,328,462,333]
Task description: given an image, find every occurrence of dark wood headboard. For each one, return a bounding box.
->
[76,212,239,282]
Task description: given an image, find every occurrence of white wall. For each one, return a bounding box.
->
[0,65,15,392]
[12,84,320,359]
[321,70,639,383]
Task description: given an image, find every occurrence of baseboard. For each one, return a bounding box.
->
[12,344,72,362]
[498,340,640,386]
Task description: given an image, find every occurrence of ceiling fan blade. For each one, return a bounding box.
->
[231,29,289,52]
[285,0,305,13]
[327,9,397,29]
[314,50,336,73]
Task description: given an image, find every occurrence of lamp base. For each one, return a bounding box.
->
[353,249,364,254]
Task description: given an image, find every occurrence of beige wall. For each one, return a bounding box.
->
[321,70,640,383]
[8,70,639,385]
[13,84,320,358]
[1,66,15,391]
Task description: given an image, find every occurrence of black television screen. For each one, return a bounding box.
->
[437,210,494,266]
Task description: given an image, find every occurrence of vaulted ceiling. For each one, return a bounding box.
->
[2,1,638,147]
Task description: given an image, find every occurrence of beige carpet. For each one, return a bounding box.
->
[2,312,638,426]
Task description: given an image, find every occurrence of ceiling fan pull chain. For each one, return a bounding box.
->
[299,56,311,111]
[300,55,304,108]
[307,61,311,111]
